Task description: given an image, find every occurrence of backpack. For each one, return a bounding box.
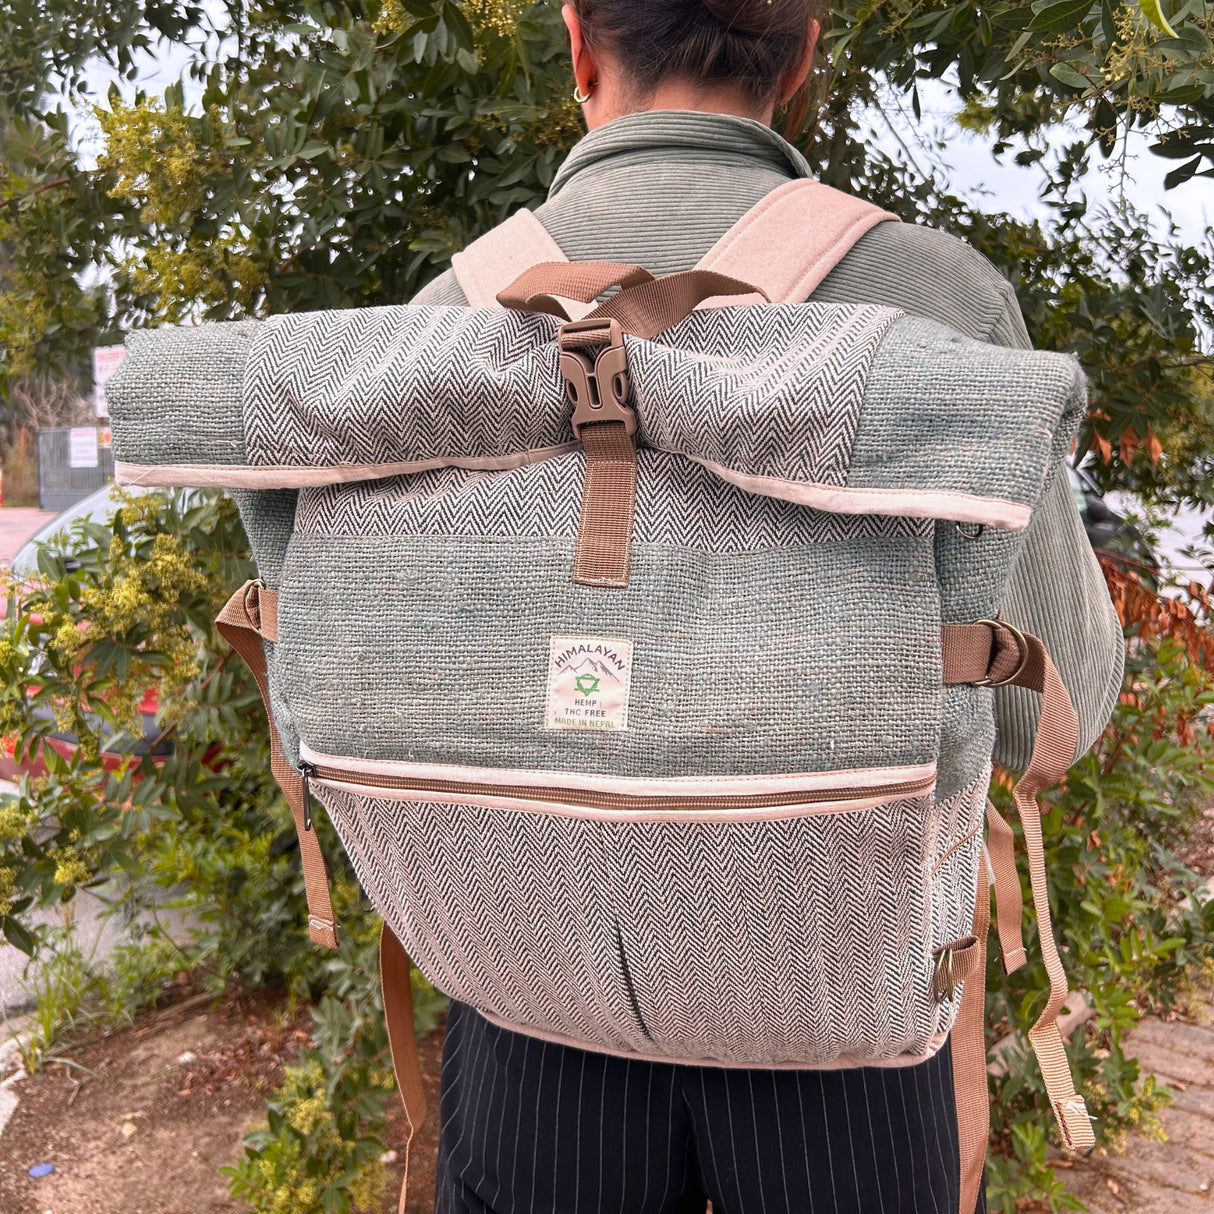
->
[107,180,1099,1213]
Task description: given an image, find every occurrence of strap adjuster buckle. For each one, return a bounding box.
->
[558,318,636,438]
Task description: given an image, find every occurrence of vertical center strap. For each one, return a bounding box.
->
[380,923,428,1214]
[215,581,339,950]
[574,421,638,587]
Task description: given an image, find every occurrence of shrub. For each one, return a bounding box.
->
[984,564,1214,1211]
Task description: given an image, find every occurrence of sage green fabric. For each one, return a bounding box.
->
[108,321,257,467]
[414,110,1125,773]
[273,532,942,777]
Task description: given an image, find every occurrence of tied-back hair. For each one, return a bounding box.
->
[569,0,822,130]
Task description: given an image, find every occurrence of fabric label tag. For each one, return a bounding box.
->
[545,636,634,731]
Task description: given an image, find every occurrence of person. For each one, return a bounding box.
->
[411,2,1126,1210]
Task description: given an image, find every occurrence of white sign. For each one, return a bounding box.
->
[92,344,126,420]
[69,427,99,469]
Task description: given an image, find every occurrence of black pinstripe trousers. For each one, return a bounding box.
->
[436,1001,985,1214]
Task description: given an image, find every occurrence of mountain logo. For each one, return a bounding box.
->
[568,656,621,684]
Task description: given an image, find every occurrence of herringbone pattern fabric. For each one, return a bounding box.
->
[243,306,566,468]
[293,448,929,551]
[639,304,897,486]
[241,302,897,491]
[318,772,986,1067]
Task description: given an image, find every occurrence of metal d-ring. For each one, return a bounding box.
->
[955,521,985,540]
[972,617,1030,687]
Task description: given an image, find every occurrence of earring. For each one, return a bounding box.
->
[573,82,594,104]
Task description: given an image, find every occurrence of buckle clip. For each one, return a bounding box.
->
[558,318,636,438]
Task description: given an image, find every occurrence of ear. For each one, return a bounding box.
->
[562,4,599,99]
[778,17,820,104]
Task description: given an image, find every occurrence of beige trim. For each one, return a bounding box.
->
[113,444,578,490]
[118,451,1034,529]
[298,745,936,800]
[695,178,899,304]
[451,209,569,308]
[475,1008,950,1071]
[688,456,1034,530]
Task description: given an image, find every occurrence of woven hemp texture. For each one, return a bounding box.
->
[317,771,987,1067]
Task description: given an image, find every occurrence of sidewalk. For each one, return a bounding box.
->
[0,507,56,566]
[1066,1007,1214,1211]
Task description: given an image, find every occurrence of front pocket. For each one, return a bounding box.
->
[304,746,942,1065]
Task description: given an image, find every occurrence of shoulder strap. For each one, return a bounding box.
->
[451,209,568,307]
[215,581,339,950]
[695,178,898,303]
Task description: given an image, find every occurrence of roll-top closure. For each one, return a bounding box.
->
[110,295,1086,533]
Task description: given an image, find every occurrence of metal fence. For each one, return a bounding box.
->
[37,428,114,513]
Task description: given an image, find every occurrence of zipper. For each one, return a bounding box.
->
[304,763,934,814]
[299,761,316,831]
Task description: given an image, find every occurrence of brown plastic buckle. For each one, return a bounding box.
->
[558,317,636,438]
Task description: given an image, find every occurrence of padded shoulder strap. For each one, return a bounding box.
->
[696,178,898,303]
[451,209,568,307]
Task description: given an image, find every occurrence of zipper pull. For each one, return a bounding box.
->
[298,761,316,831]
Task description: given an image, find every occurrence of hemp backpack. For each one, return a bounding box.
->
[108,180,1099,1211]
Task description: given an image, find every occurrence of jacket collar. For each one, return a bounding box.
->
[548,110,812,199]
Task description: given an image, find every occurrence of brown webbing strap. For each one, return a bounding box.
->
[499,264,766,340]
[953,853,991,1214]
[497,262,654,318]
[986,800,1027,973]
[215,581,339,949]
[575,421,637,587]
[941,620,1095,1153]
[583,269,767,339]
[380,923,427,1214]
[1011,639,1095,1151]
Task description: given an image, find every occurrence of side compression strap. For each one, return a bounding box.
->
[380,923,429,1214]
[986,800,1027,974]
[943,621,1096,1157]
[952,852,992,1214]
[218,581,426,1209]
[216,581,339,949]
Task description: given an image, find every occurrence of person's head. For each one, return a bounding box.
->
[561,0,821,131]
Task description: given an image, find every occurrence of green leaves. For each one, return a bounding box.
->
[1138,0,1178,37]
[1048,60,1094,89]
[1028,0,1098,35]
